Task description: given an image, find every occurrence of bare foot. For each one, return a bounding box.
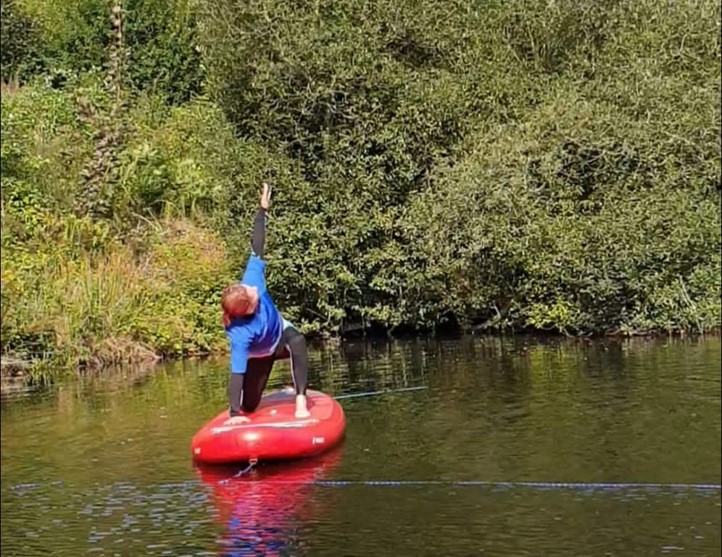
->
[295,394,310,418]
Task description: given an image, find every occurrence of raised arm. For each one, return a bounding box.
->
[250,183,272,258]
[250,208,266,258]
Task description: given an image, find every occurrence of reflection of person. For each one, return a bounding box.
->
[220,183,310,425]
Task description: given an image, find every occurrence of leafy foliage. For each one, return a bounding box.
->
[199,0,721,335]
[11,0,203,102]
[0,0,42,81]
[1,0,719,375]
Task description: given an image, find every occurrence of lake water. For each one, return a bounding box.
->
[1,335,720,556]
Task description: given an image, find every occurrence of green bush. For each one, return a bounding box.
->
[396,83,720,334]
[11,0,203,103]
[1,0,720,379]
[0,81,240,369]
[1,0,42,81]
[198,0,720,335]
[1,215,236,368]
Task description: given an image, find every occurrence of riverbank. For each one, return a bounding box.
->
[2,0,719,379]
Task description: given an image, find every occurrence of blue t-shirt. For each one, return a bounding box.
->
[226,254,283,374]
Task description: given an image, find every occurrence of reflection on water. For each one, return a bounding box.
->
[195,449,343,557]
[1,335,720,556]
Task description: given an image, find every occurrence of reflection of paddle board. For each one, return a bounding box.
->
[191,388,346,464]
[195,448,344,556]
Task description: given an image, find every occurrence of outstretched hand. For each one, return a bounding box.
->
[224,415,251,426]
[260,182,272,210]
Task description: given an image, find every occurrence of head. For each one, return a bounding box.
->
[221,284,260,327]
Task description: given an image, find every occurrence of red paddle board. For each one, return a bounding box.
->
[191,388,346,464]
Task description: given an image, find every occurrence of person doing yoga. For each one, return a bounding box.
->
[220,183,310,425]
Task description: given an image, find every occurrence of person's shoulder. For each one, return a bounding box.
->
[258,289,277,306]
[241,253,268,291]
[243,253,267,277]
[247,253,267,267]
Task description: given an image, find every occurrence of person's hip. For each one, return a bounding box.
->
[248,316,294,359]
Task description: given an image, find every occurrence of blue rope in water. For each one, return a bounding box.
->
[209,387,717,493]
[334,386,428,401]
[260,479,722,491]
[9,477,719,494]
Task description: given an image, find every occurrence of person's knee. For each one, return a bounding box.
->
[242,397,261,413]
[288,332,307,354]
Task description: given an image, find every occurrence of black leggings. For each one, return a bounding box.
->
[228,326,309,416]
